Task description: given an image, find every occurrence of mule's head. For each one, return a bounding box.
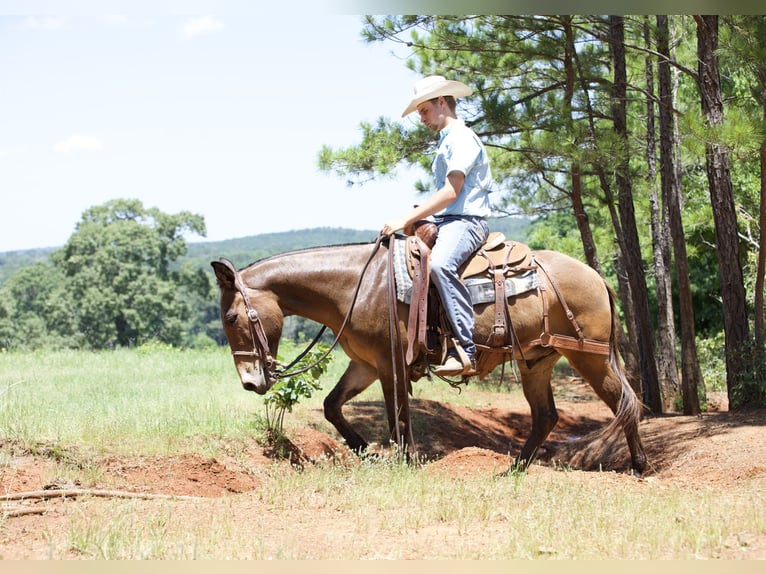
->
[211,258,283,395]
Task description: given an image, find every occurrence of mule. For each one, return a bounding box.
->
[211,238,647,475]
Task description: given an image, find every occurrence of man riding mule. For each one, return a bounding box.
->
[381,75,494,378]
[211,75,649,476]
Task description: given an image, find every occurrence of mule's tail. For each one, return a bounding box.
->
[601,283,644,439]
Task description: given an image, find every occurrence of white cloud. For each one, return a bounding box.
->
[103,15,130,26]
[53,135,103,154]
[22,16,66,31]
[182,16,223,39]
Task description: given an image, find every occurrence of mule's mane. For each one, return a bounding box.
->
[242,241,378,270]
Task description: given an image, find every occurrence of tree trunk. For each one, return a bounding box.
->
[657,15,702,415]
[672,18,708,402]
[611,252,642,395]
[569,19,640,390]
[562,18,602,276]
[645,17,681,411]
[695,15,752,409]
[609,16,663,413]
[570,166,602,274]
[755,79,766,383]
[565,17,643,391]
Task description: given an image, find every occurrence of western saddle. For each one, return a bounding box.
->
[403,221,610,380]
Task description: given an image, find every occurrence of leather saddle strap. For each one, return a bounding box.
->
[405,236,431,365]
[488,268,508,347]
[485,242,520,348]
[526,255,608,354]
[475,255,609,357]
[534,255,585,341]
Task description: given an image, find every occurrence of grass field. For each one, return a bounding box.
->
[1,346,265,455]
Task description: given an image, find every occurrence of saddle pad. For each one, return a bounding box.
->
[393,238,538,305]
[393,238,413,304]
[465,270,538,305]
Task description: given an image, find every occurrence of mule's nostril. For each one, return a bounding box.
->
[242,380,268,395]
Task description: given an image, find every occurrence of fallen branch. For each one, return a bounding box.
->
[2,506,47,518]
[1,488,203,503]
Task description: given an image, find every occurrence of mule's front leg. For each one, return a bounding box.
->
[323,360,378,454]
[378,364,416,456]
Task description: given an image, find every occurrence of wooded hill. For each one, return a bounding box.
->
[0,217,531,286]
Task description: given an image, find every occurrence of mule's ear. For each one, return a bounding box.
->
[211,258,237,290]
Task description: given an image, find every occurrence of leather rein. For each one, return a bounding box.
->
[227,235,387,388]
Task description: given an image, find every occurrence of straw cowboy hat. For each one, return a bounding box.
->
[401,75,473,117]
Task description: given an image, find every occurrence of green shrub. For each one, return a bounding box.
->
[263,344,333,435]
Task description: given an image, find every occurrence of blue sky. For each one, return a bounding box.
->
[0,7,423,251]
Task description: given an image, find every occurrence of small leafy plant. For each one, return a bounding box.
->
[262,344,332,435]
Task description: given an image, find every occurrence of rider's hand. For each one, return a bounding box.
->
[381,218,408,237]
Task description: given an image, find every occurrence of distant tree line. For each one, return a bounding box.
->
[0,199,218,350]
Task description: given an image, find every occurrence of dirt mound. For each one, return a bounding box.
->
[0,451,263,498]
[101,454,263,497]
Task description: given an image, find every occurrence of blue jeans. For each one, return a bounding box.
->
[430,215,489,360]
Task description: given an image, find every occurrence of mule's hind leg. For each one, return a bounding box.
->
[514,352,562,470]
[323,359,378,454]
[561,350,647,475]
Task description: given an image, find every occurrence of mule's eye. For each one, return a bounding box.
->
[225,310,238,324]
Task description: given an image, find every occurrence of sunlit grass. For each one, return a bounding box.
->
[0,345,524,456]
[0,347,264,455]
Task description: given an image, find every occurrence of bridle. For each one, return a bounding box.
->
[228,267,281,387]
[221,235,387,388]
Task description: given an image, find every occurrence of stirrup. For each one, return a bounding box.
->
[451,339,473,368]
[433,339,476,376]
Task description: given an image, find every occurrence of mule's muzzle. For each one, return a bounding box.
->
[233,356,271,394]
[242,380,268,394]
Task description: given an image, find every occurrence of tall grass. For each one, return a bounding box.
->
[0,346,273,455]
[2,347,764,559]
